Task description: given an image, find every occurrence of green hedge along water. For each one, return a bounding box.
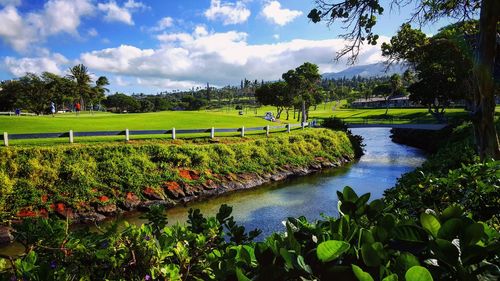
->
[120,127,426,238]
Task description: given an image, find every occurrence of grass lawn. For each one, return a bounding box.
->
[0,110,276,134]
[1,103,498,146]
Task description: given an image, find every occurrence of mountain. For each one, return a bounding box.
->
[322,62,406,79]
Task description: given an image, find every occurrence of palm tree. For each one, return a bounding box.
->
[93,76,110,113]
[68,64,92,112]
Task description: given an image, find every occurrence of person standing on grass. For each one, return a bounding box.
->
[75,102,81,116]
[50,102,56,117]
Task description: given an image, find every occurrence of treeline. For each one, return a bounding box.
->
[0,65,109,115]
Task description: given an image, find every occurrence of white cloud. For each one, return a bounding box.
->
[97,0,146,25]
[88,28,98,37]
[152,16,174,31]
[0,0,93,53]
[80,27,388,91]
[0,0,21,6]
[273,34,279,40]
[261,1,302,26]
[3,52,69,76]
[98,1,133,25]
[205,0,250,25]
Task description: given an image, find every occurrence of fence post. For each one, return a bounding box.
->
[241,126,245,137]
[125,129,130,142]
[69,130,74,144]
[211,127,215,139]
[266,125,270,137]
[172,128,176,140]
[3,132,8,147]
[287,124,291,133]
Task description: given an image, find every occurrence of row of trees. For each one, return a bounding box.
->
[0,65,109,115]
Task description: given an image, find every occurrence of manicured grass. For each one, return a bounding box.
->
[0,110,276,134]
[1,104,498,146]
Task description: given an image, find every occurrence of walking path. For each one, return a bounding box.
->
[347,123,448,130]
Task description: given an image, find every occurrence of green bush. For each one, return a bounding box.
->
[1,187,498,280]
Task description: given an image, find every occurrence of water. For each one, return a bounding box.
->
[119,128,426,238]
[0,128,426,255]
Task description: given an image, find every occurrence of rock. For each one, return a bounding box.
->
[54,203,75,219]
[143,187,166,200]
[164,182,185,198]
[121,192,141,210]
[78,212,107,223]
[0,226,13,245]
[179,169,200,181]
[201,179,218,190]
[138,200,175,211]
[96,203,118,215]
[17,208,38,218]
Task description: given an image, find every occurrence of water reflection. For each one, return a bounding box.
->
[121,128,426,238]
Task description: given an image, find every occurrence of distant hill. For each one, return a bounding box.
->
[322,62,406,79]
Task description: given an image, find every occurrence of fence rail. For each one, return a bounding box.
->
[1,122,309,146]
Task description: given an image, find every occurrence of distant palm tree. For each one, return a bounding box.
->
[68,64,92,111]
[93,76,110,113]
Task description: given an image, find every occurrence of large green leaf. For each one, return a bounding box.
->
[437,218,462,240]
[361,243,382,267]
[420,213,441,237]
[463,223,484,246]
[393,225,427,243]
[440,205,463,221]
[352,264,374,281]
[431,239,459,266]
[405,266,433,281]
[316,240,350,262]
[342,186,359,202]
[236,267,251,281]
[382,274,398,281]
[395,252,420,274]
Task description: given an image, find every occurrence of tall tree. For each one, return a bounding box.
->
[309,0,500,159]
[68,64,92,110]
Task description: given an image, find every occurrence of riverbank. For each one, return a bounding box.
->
[0,129,357,231]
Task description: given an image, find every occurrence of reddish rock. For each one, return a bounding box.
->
[39,208,49,218]
[164,181,185,198]
[121,192,141,210]
[143,187,165,200]
[202,179,218,190]
[55,203,74,219]
[179,169,200,181]
[17,208,37,218]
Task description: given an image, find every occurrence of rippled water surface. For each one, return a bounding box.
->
[121,127,426,238]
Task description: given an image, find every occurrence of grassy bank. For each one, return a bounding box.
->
[0,128,356,221]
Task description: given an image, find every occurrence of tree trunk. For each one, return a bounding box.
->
[472,0,500,160]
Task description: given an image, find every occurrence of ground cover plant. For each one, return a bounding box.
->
[0,129,356,221]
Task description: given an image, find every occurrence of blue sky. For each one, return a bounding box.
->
[0,0,456,94]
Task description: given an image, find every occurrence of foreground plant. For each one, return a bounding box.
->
[1,187,498,280]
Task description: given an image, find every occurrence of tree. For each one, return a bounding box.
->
[309,0,500,159]
[103,93,140,113]
[68,64,92,110]
[282,62,322,122]
[255,81,292,119]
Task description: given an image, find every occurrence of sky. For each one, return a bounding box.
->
[0,0,456,94]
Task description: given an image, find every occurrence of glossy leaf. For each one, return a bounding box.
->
[420,213,441,237]
[316,240,350,262]
[405,266,433,281]
[352,264,374,281]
